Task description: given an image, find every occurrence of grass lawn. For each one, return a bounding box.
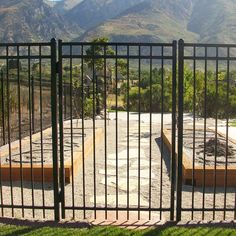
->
[107,94,124,108]
[1,224,236,236]
[230,120,236,127]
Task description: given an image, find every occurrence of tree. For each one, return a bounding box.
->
[84,37,115,115]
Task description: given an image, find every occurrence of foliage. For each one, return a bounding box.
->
[123,68,173,113]
[85,37,114,72]
[83,98,94,117]
[230,120,236,127]
[0,72,17,125]
[83,37,127,116]
[122,65,236,118]
[183,66,236,118]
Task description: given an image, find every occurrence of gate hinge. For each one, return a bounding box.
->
[56,61,60,74]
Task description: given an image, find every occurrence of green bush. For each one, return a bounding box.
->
[183,66,236,118]
[123,68,173,113]
[122,65,236,119]
[83,98,94,117]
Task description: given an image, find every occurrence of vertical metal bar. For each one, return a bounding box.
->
[224,47,230,220]
[0,69,3,216]
[233,55,236,219]
[191,46,196,220]
[176,39,184,222]
[31,75,35,134]
[69,44,75,219]
[81,45,86,220]
[6,46,14,217]
[148,46,153,220]
[92,45,97,219]
[126,45,130,220]
[17,45,24,218]
[51,38,60,221]
[160,45,164,220]
[39,46,45,218]
[64,86,67,119]
[138,45,141,220]
[58,40,65,219]
[115,45,119,220]
[0,61,6,216]
[0,70,5,145]
[202,46,207,220]
[104,45,108,220]
[171,41,177,221]
[213,47,219,220]
[28,46,35,218]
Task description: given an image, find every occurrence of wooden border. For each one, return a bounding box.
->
[0,127,103,184]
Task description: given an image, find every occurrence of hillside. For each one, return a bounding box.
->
[78,0,198,43]
[0,0,236,44]
[76,0,236,44]
[66,0,145,29]
[188,0,236,44]
[0,0,81,43]
[54,0,83,14]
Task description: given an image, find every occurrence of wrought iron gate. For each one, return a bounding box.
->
[56,41,177,221]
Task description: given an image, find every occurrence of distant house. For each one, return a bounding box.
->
[110,72,126,91]
[85,66,112,90]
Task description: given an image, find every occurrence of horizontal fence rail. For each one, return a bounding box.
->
[0,39,235,222]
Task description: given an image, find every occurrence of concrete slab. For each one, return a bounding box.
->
[100,177,149,191]
[129,169,155,178]
[131,160,155,168]
[92,194,149,207]
[98,169,155,178]
[107,159,128,167]
[108,149,145,160]
[119,140,149,147]
[108,112,172,124]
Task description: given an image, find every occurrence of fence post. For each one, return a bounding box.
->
[170,40,177,221]
[58,39,65,219]
[176,39,184,222]
[51,38,60,221]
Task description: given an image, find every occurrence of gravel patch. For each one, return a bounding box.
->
[0,113,235,222]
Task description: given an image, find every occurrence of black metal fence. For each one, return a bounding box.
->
[0,39,235,222]
[178,40,236,221]
[0,40,57,219]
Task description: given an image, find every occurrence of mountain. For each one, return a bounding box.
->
[0,0,236,45]
[78,0,198,43]
[43,0,57,7]
[0,0,81,43]
[76,0,236,44]
[54,0,83,14]
[66,0,145,29]
[188,0,236,44]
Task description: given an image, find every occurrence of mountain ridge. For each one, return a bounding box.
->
[0,0,81,43]
[1,0,236,44]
